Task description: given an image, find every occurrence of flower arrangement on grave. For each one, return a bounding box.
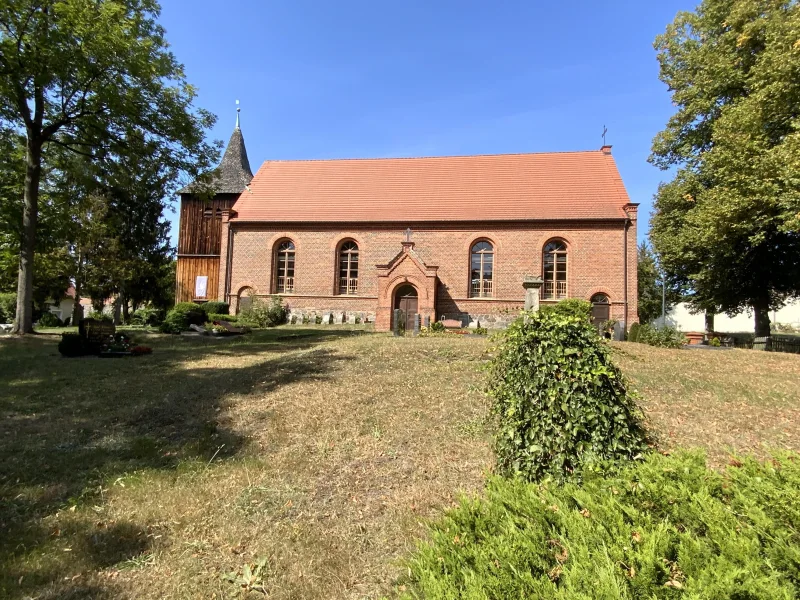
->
[101,332,133,354]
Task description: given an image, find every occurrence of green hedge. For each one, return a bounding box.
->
[207,313,238,323]
[401,450,800,599]
[0,292,15,324]
[159,302,207,334]
[203,301,229,315]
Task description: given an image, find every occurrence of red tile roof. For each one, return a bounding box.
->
[231,147,633,223]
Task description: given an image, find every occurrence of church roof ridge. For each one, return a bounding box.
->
[260,147,612,164]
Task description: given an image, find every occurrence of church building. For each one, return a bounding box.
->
[176,116,638,332]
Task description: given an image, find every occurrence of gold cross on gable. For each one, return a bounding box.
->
[404,227,412,243]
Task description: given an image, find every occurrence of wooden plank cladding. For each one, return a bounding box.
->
[176,256,220,303]
[177,194,238,255]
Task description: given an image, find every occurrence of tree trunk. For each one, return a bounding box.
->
[72,255,84,325]
[121,293,130,324]
[11,138,42,334]
[113,297,122,325]
[753,299,771,338]
[704,312,715,338]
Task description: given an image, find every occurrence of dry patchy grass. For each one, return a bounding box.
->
[612,342,800,465]
[0,329,491,599]
[0,330,798,599]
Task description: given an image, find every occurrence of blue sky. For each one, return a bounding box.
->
[159,0,696,247]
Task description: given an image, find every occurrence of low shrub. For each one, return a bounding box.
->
[474,326,488,336]
[401,450,800,599]
[709,336,721,347]
[131,306,163,326]
[159,302,207,333]
[37,312,62,328]
[239,296,287,328]
[58,333,87,357]
[539,298,592,320]
[637,324,686,348]
[488,310,648,483]
[0,292,16,324]
[203,301,230,315]
[628,322,641,342]
[208,313,238,323]
[160,311,186,334]
[174,301,208,324]
[86,310,113,322]
[430,321,446,333]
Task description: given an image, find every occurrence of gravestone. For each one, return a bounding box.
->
[79,318,116,353]
[424,316,431,328]
[413,313,420,336]
[393,309,401,336]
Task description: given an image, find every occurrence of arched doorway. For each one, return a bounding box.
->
[393,284,418,331]
[590,293,611,328]
[237,287,254,314]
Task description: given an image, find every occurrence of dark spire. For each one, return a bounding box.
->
[214,125,253,193]
[178,101,254,195]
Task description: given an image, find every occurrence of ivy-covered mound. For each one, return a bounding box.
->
[488,310,648,483]
[401,451,800,599]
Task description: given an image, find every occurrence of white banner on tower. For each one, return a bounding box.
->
[195,276,208,298]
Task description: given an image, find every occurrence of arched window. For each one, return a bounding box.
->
[590,293,610,326]
[337,241,359,295]
[470,241,494,298]
[237,287,254,314]
[542,240,568,299]
[274,240,295,293]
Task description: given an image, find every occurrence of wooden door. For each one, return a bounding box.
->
[394,285,419,331]
[399,295,418,330]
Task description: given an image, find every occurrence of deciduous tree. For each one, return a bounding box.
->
[649,0,800,336]
[0,0,217,333]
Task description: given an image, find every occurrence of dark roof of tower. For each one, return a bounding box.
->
[179,126,254,195]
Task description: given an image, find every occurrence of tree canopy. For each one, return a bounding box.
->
[649,0,800,336]
[0,0,218,332]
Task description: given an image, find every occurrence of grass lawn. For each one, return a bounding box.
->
[1,329,798,599]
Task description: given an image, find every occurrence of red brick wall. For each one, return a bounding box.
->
[224,220,638,329]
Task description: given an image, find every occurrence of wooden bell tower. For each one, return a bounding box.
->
[175,104,253,303]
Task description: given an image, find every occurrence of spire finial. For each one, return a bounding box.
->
[235,99,241,129]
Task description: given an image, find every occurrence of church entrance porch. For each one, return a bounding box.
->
[374,235,438,331]
[393,284,418,331]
